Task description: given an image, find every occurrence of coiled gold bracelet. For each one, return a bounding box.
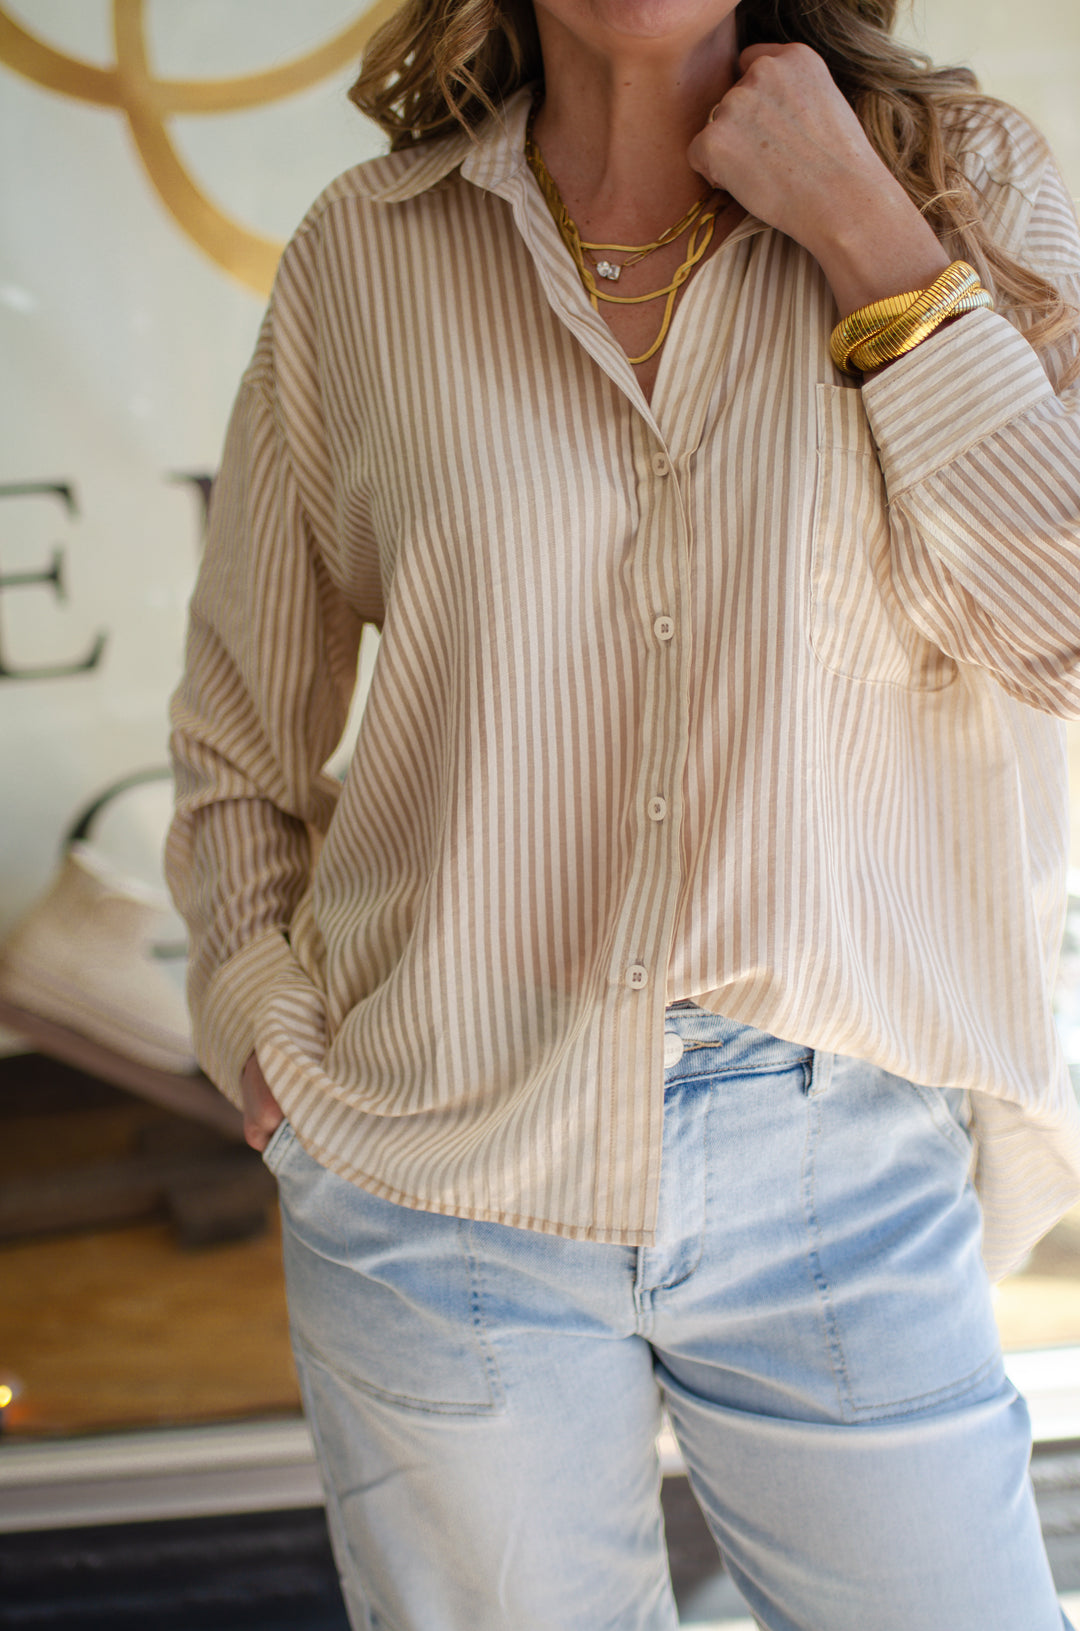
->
[830,261,994,374]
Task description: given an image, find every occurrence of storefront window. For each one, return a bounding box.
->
[0,0,385,1441]
[0,0,1078,1462]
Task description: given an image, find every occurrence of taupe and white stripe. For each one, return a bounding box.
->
[167,89,1080,1279]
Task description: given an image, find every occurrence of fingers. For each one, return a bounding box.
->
[732,40,834,106]
[700,42,807,139]
[738,41,800,70]
[240,1050,285,1151]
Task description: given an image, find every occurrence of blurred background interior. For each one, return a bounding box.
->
[0,2,1078,1625]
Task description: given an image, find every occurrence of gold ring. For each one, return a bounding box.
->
[708,101,723,123]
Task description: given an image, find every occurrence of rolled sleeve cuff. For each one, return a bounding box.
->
[192,930,297,1107]
[861,307,1055,496]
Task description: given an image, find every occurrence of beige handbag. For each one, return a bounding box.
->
[0,773,197,1076]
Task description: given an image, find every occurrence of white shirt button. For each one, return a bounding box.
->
[653,615,674,642]
[651,452,670,476]
[647,796,668,822]
[627,963,649,989]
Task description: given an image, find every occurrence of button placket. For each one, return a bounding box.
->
[608,425,690,1006]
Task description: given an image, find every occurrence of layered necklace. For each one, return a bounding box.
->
[524,103,723,366]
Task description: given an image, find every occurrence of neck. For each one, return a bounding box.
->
[530,11,740,229]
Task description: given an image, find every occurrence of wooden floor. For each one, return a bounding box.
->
[0,1215,298,1436]
[1,1056,1079,1441]
[0,1058,300,1437]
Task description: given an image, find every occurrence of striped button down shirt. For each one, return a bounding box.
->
[168,87,1080,1280]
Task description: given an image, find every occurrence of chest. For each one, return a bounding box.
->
[581,200,747,404]
[314,188,830,600]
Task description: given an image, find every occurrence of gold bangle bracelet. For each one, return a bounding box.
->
[831,261,978,365]
[853,261,983,358]
[833,261,981,371]
[846,286,994,371]
[830,262,992,374]
[834,262,991,372]
[830,290,923,371]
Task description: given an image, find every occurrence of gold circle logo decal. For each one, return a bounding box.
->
[0,0,398,295]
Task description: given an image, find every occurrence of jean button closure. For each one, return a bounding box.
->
[663,1032,684,1069]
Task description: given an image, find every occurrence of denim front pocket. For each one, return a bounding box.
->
[277,1144,504,1416]
[801,1053,1001,1419]
[261,1116,296,1173]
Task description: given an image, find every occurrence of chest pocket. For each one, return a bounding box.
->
[809,383,955,691]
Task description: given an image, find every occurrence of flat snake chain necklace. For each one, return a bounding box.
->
[524,103,722,365]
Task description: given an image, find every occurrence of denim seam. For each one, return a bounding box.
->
[800,1090,856,1420]
[461,1221,508,1412]
[838,1350,1005,1420]
[632,1258,658,1338]
[644,1151,708,1296]
[668,1037,812,1063]
[669,1061,815,1083]
[674,1038,809,1057]
[289,1338,384,1631]
[902,1077,974,1161]
[672,1035,812,1056]
[289,1317,504,1418]
[800,1088,1000,1418]
[805,1049,833,1099]
[261,1116,296,1174]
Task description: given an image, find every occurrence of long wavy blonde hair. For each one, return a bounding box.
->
[349,0,1077,374]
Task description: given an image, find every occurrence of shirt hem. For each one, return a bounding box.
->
[282,1122,658,1247]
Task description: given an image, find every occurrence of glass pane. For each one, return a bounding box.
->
[0,0,384,1440]
[2,1,1080,1461]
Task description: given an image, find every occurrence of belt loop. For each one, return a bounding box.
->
[807,1049,834,1099]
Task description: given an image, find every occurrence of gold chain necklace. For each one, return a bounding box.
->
[524,106,721,365]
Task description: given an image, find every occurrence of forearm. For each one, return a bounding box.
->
[801,170,950,319]
[165,731,322,1100]
[690,43,954,320]
[166,369,359,1095]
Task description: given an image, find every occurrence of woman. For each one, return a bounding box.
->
[167,0,1080,1625]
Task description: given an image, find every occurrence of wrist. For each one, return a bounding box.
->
[833,262,992,376]
[803,177,950,319]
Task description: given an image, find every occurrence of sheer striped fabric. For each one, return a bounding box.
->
[167,88,1080,1279]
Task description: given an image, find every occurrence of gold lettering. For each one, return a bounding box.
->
[0,1,398,295]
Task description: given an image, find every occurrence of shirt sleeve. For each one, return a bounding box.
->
[860,148,1080,718]
[165,320,366,1105]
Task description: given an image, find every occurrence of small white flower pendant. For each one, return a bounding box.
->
[595,260,622,281]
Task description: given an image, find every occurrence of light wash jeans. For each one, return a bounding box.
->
[263,1006,1069,1631]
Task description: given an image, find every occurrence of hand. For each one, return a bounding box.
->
[688,43,886,251]
[688,43,949,317]
[241,1050,285,1151]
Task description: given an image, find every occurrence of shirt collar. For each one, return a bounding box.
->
[351,85,535,205]
[353,84,768,254]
